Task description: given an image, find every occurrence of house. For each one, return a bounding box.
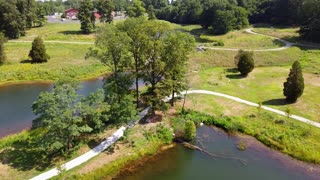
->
[65,8,78,19]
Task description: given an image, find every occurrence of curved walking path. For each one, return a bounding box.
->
[31,90,319,179]
[30,107,150,180]
[202,28,320,52]
[180,90,320,128]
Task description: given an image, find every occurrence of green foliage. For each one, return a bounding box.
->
[147,5,157,20]
[78,0,95,34]
[0,0,25,39]
[32,80,107,155]
[29,36,50,63]
[144,124,173,144]
[184,120,196,141]
[95,0,115,23]
[235,50,254,76]
[299,0,320,42]
[126,0,146,17]
[0,32,6,65]
[283,61,304,103]
[103,74,137,124]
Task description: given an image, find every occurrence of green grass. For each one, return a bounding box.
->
[1,42,108,84]
[175,102,320,164]
[188,66,320,122]
[18,23,96,42]
[172,24,284,49]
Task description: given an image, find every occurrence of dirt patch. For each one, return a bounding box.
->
[304,73,320,87]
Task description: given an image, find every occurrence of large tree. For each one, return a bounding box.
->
[117,17,148,108]
[162,31,195,106]
[29,36,50,63]
[0,32,6,65]
[283,61,304,103]
[78,0,95,34]
[0,0,25,39]
[32,81,93,154]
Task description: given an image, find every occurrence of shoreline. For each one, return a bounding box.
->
[0,72,109,87]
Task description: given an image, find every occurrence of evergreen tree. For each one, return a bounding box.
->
[184,120,196,141]
[29,36,50,63]
[78,0,95,34]
[0,32,7,65]
[235,50,254,76]
[283,61,304,103]
[34,2,46,27]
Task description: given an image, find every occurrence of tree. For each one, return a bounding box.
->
[299,0,320,42]
[147,5,157,20]
[283,61,304,103]
[184,120,196,141]
[117,17,148,108]
[29,36,50,63]
[34,2,46,27]
[211,10,236,34]
[126,0,146,17]
[32,80,93,154]
[235,50,254,76]
[0,0,25,39]
[163,31,195,106]
[78,0,95,34]
[139,21,171,114]
[0,32,7,65]
[95,0,115,23]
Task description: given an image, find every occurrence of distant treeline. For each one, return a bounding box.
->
[141,0,320,42]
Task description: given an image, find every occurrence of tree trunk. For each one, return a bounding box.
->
[135,59,139,108]
[171,90,175,107]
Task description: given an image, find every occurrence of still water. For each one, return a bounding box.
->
[118,126,320,180]
[0,78,105,138]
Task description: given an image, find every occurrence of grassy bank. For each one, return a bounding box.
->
[1,43,109,84]
[173,97,320,163]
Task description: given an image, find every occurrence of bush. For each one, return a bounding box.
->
[212,39,224,46]
[184,120,196,141]
[235,50,254,76]
[283,61,304,103]
[0,32,7,65]
[29,36,50,63]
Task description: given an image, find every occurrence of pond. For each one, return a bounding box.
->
[0,77,145,138]
[117,126,320,180]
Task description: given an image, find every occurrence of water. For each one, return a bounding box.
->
[0,77,145,138]
[117,126,320,180]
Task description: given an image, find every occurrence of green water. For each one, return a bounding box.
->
[118,126,319,180]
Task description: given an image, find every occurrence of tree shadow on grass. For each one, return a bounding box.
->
[262,98,290,106]
[20,59,33,64]
[58,30,83,35]
[0,139,53,171]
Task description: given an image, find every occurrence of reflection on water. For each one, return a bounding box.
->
[117,126,320,180]
[0,77,146,138]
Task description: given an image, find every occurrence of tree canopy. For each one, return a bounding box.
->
[29,36,50,63]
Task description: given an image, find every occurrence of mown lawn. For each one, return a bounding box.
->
[18,23,96,42]
[1,42,108,84]
[172,24,284,49]
[187,66,320,122]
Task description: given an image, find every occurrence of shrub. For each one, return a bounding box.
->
[235,50,254,76]
[212,39,224,46]
[29,36,50,63]
[184,120,196,141]
[283,61,304,103]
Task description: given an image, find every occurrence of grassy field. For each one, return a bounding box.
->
[175,96,320,164]
[1,42,108,84]
[18,23,96,42]
[172,24,284,49]
[0,22,110,84]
